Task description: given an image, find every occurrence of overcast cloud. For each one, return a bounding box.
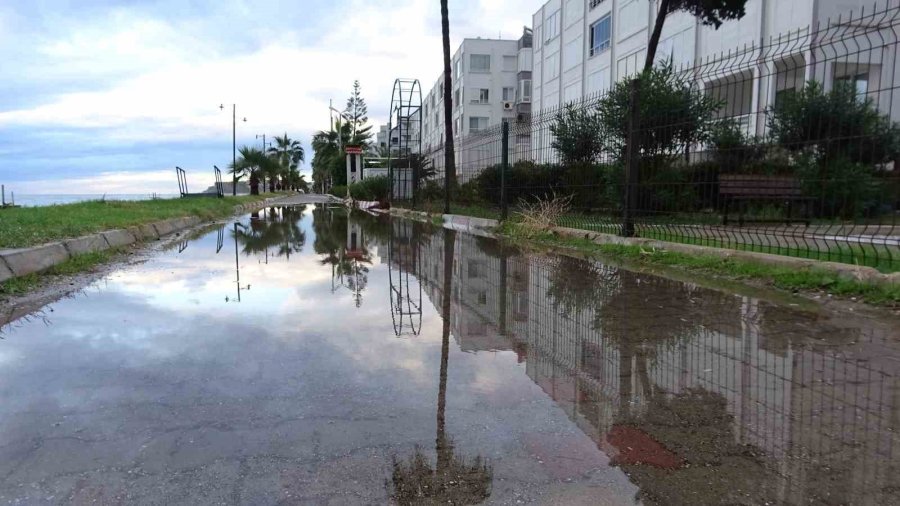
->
[0,0,545,194]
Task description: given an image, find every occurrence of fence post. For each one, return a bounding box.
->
[501,120,509,221]
[622,78,641,237]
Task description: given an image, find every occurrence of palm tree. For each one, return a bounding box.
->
[268,134,305,190]
[440,0,456,213]
[311,120,353,190]
[230,146,277,195]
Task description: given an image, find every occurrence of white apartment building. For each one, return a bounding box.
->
[422,35,530,174]
[531,0,900,138]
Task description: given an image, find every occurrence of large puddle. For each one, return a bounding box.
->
[1,205,898,505]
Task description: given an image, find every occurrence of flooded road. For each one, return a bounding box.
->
[1,205,898,505]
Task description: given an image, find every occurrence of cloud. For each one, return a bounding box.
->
[0,0,546,192]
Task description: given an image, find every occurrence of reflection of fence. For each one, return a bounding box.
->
[402,228,900,504]
[388,220,422,336]
[410,4,900,270]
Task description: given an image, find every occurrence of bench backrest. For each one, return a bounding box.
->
[719,175,803,197]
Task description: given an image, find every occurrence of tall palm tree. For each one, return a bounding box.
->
[230,146,276,195]
[311,120,352,190]
[268,134,305,190]
[440,0,456,214]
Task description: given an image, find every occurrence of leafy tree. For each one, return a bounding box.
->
[645,0,748,72]
[598,62,722,161]
[344,80,374,148]
[768,80,900,165]
[550,104,606,164]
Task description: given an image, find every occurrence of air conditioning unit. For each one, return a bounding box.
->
[502,101,514,110]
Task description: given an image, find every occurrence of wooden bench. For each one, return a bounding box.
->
[719,175,812,226]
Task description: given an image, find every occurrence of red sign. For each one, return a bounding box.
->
[345,146,363,154]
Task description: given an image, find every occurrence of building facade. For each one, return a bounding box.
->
[530,0,900,134]
[422,36,530,174]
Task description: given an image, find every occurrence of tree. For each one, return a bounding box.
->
[440,0,456,213]
[229,146,278,195]
[344,80,374,148]
[311,120,353,190]
[645,0,748,73]
[550,104,606,164]
[768,81,900,165]
[598,62,721,161]
[268,134,305,190]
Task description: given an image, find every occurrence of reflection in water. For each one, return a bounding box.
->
[227,206,308,303]
[1,206,897,504]
[313,205,374,307]
[389,220,423,336]
[390,228,493,505]
[383,219,900,506]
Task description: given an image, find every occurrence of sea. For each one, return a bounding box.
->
[6,194,180,207]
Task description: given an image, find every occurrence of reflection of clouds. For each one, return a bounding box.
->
[0,210,642,502]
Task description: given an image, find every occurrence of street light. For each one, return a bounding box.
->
[220,104,247,196]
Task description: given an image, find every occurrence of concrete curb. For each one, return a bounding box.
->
[0,195,290,284]
[387,208,898,287]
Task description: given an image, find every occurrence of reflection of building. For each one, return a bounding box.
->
[396,224,900,504]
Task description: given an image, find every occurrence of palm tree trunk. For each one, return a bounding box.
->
[437,227,456,473]
[440,0,456,214]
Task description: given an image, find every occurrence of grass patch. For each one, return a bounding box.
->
[0,195,273,249]
[0,250,116,297]
[499,222,900,307]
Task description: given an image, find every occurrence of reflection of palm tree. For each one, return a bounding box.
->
[390,228,492,504]
[313,205,373,306]
[233,206,307,259]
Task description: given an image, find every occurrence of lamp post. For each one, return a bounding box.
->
[220,104,247,196]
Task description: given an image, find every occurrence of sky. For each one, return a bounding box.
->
[0,0,546,195]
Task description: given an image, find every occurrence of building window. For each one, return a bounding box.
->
[774,88,797,109]
[470,54,491,72]
[590,15,611,56]
[518,79,532,102]
[455,57,462,78]
[454,88,460,107]
[469,116,489,132]
[502,87,515,101]
[473,88,490,104]
[546,52,560,79]
[836,72,869,97]
[545,10,560,41]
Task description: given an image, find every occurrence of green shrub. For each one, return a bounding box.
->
[348,175,390,201]
[419,180,444,202]
[795,155,885,219]
[330,185,348,197]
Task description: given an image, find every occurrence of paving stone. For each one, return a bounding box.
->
[63,234,109,256]
[102,229,136,248]
[1,244,69,277]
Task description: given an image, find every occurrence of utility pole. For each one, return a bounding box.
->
[221,104,246,196]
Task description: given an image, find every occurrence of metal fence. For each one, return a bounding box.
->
[406,3,900,271]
